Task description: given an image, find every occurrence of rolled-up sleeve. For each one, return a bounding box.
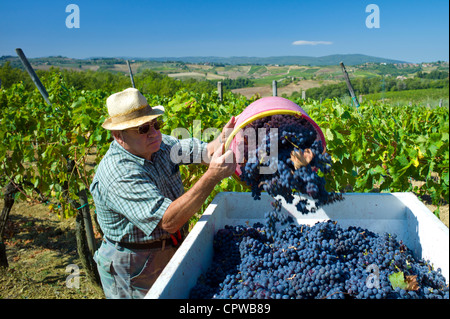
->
[165,135,208,165]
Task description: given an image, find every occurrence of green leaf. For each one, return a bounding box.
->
[442,171,449,185]
[33,177,40,188]
[396,154,409,167]
[341,110,351,120]
[371,166,386,175]
[433,208,440,218]
[334,130,345,142]
[442,132,449,142]
[325,128,334,141]
[389,271,408,290]
[77,135,86,144]
[353,148,364,162]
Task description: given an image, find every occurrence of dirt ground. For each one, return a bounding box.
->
[0,193,448,299]
[0,201,104,299]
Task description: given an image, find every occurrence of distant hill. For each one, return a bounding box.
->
[141,54,408,66]
[0,53,411,69]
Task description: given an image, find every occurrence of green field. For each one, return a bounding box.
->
[363,88,449,107]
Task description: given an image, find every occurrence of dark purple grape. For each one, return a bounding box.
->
[190,218,449,300]
[240,114,341,214]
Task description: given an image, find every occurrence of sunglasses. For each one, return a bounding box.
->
[127,119,163,134]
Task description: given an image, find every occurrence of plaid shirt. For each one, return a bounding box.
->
[90,134,208,244]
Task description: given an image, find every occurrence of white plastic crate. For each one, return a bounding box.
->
[145,192,449,299]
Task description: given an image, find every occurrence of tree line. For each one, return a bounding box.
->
[1,61,448,102]
[416,70,449,80]
[0,62,250,97]
[302,73,449,101]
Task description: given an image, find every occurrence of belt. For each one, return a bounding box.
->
[104,237,166,250]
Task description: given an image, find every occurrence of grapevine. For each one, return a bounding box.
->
[0,69,448,295]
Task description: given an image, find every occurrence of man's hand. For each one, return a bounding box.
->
[204,115,239,164]
[206,142,236,182]
[219,115,238,145]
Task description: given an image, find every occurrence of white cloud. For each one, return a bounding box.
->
[292,40,333,46]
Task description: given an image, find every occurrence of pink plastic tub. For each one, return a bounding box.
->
[224,96,326,177]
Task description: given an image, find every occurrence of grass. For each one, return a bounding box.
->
[363,88,449,107]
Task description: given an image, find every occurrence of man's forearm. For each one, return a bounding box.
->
[161,120,237,234]
[159,170,219,234]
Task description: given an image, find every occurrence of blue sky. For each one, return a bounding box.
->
[0,0,448,63]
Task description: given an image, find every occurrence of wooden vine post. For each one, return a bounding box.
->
[0,183,19,268]
[0,48,101,286]
[126,60,136,89]
[217,81,223,101]
[340,61,360,108]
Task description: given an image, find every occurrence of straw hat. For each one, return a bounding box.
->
[102,88,164,130]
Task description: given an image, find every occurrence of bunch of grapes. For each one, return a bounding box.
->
[239,114,342,214]
[189,211,449,300]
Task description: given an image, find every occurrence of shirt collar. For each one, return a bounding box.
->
[111,138,169,165]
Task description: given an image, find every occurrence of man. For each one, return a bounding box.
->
[90,88,236,299]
